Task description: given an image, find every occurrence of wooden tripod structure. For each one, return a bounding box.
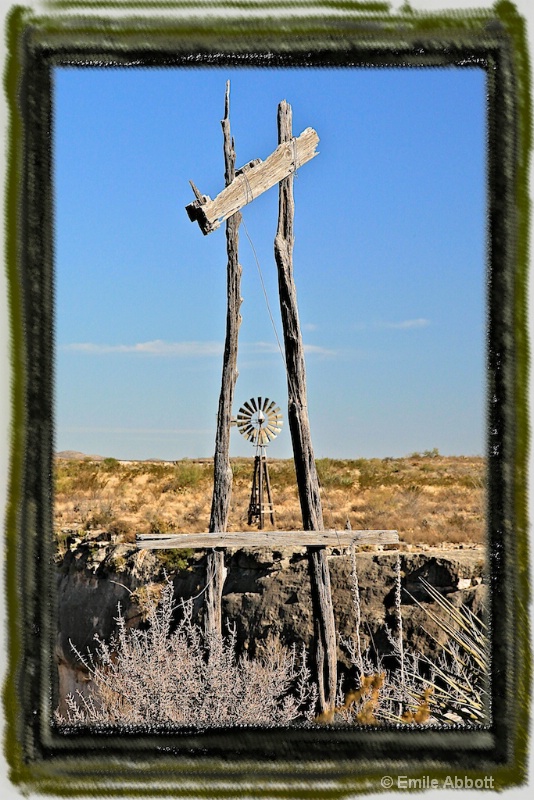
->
[138,83,398,717]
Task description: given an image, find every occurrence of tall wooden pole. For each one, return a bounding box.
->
[274,100,338,715]
[205,81,242,637]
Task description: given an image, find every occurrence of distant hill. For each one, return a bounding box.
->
[56,450,105,461]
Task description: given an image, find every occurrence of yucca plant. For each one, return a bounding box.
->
[341,548,489,727]
[408,577,489,725]
[378,576,489,726]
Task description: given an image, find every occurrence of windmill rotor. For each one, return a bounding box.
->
[236,396,283,448]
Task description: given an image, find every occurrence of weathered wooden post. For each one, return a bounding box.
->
[204,81,242,637]
[274,100,338,716]
[164,94,399,718]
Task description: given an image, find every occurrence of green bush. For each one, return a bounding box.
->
[102,457,120,471]
[155,548,195,573]
[316,459,355,489]
[160,461,210,493]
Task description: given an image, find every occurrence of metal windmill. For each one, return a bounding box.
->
[236,396,283,528]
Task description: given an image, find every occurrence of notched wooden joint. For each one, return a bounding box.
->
[185,127,319,236]
[235,158,262,176]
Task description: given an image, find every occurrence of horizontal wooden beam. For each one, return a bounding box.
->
[137,529,398,550]
[185,127,319,235]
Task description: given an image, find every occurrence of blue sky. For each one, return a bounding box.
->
[54,66,486,460]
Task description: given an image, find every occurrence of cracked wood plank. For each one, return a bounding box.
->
[137,530,399,550]
[185,126,319,234]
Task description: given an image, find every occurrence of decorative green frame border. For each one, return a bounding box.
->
[3,1,530,795]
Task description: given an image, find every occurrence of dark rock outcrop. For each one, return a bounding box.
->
[55,534,487,713]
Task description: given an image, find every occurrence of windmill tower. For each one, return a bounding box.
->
[236,397,283,528]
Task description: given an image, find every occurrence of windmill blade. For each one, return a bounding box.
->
[267,419,282,432]
[244,400,255,415]
[237,396,282,446]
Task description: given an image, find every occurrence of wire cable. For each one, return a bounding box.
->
[240,216,342,533]
[241,217,289,379]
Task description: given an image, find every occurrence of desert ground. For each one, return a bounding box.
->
[54,451,485,551]
[54,450,488,728]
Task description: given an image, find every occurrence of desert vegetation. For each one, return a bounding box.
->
[56,580,318,728]
[54,451,485,550]
[54,451,488,729]
[56,551,489,729]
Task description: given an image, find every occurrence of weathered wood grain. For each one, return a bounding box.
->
[186,127,319,235]
[274,100,337,716]
[137,530,399,550]
[205,81,242,637]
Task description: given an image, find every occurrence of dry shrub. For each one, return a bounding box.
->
[56,581,318,729]
[56,549,489,731]
[329,673,385,725]
[107,519,136,543]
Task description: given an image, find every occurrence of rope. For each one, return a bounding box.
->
[240,217,343,533]
[238,166,305,407]
[241,217,295,395]
[239,181,345,534]
[240,171,254,205]
[237,138,302,400]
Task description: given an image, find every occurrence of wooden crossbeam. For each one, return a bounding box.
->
[185,127,319,235]
[137,529,398,550]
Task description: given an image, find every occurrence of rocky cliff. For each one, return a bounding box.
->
[55,531,487,714]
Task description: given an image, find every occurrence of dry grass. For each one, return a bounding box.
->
[54,453,485,548]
